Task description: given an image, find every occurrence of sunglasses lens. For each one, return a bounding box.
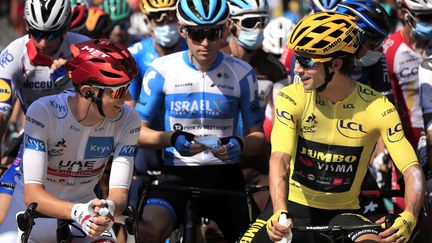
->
[296,56,316,69]
[111,83,130,99]
[241,17,266,29]
[29,29,63,40]
[187,28,222,42]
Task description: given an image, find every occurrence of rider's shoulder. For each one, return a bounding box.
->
[2,35,29,56]
[222,52,253,73]
[128,37,153,54]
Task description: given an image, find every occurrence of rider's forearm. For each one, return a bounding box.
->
[107,187,129,216]
[137,122,173,150]
[242,130,266,156]
[0,112,10,156]
[403,164,426,220]
[269,152,290,212]
[24,183,75,220]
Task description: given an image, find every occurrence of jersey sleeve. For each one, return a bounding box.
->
[128,42,143,102]
[135,65,166,123]
[22,101,51,184]
[271,84,302,154]
[239,69,264,130]
[0,41,21,116]
[374,97,419,173]
[110,108,141,189]
[419,57,432,130]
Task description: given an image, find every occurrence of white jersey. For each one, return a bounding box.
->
[0,32,89,115]
[17,91,141,202]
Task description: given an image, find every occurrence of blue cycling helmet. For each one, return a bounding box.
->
[336,0,390,44]
[309,0,341,12]
[176,0,230,26]
[228,0,269,16]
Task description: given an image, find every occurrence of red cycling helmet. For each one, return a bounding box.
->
[67,39,137,87]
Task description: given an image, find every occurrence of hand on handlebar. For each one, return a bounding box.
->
[377,211,416,243]
[266,210,293,242]
[71,199,113,238]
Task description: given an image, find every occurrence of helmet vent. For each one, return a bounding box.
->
[329,29,343,38]
[100,70,122,78]
[313,39,330,48]
[298,36,314,47]
[90,58,105,63]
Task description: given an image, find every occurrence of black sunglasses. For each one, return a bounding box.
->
[296,55,318,69]
[28,28,65,41]
[186,27,223,42]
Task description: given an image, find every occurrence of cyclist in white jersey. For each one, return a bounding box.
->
[0,39,141,242]
[0,0,89,225]
[135,0,265,241]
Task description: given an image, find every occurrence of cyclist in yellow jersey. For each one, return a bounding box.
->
[240,12,426,243]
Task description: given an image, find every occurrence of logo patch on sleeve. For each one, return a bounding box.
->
[24,134,46,152]
[118,145,136,157]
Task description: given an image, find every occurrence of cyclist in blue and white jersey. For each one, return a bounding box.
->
[0,0,89,224]
[135,0,266,241]
[128,0,187,105]
[0,39,141,242]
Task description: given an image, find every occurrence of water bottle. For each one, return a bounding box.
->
[278,213,292,243]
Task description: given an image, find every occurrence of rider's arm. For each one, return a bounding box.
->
[108,109,141,215]
[242,127,266,156]
[377,97,426,219]
[138,121,173,149]
[269,151,291,212]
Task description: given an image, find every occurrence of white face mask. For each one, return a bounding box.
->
[354,50,383,67]
[152,23,180,48]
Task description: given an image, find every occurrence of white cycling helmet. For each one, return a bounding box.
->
[397,0,432,15]
[262,17,295,55]
[228,0,269,16]
[128,12,152,37]
[25,0,72,31]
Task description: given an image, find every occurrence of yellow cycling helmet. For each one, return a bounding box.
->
[140,0,177,14]
[288,12,360,62]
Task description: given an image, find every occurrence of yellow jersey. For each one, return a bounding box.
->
[271,82,418,210]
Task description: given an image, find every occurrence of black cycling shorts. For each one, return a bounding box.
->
[240,200,379,243]
[142,164,250,242]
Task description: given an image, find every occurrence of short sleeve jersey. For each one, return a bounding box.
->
[271,82,418,210]
[135,51,263,166]
[0,33,90,115]
[19,91,141,202]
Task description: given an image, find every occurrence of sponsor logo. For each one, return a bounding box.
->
[142,70,156,96]
[170,100,221,116]
[301,114,317,133]
[84,137,114,159]
[279,91,297,106]
[216,72,231,79]
[0,50,13,68]
[119,145,136,157]
[49,100,67,113]
[0,106,11,114]
[48,139,67,157]
[25,134,46,152]
[387,123,404,143]
[323,38,342,52]
[0,79,12,102]
[343,104,355,109]
[316,99,326,106]
[26,115,45,128]
[70,124,80,132]
[275,108,294,127]
[81,45,109,58]
[292,136,362,193]
[23,80,54,89]
[210,82,234,90]
[382,107,396,117]
[48,161,105,178]
[175,82,193,87]
[398,66,418,79]
[239,219,267,242]
[173,123,183,131]
[129,127,140,134]
[337,120,367,139]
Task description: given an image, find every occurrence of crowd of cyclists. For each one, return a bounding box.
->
[0,0,431,242]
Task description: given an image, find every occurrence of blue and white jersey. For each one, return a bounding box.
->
[128,37,187,101]
[135,51,263,166]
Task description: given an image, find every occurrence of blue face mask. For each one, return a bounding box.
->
[412,21,432,40]
[153,23,180,48]
[354,50,383,67]
[237,27,264,51]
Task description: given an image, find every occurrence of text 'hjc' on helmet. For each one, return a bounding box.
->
[25,0,72,31]
[70,0,89,32]
[177,0,230,26]
[397,0,432,15]
[262,16,295,55]
[336,0,390,44]
[67,39,137,87]
[140,0,177,14]
[100,0,132,23]
[309,0,342,12]
[228,0,269,17]
[288,12,360,62]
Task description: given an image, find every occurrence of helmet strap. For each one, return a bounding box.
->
[316,62,334,93]
[94,88,106,117]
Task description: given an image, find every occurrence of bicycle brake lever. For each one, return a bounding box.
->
[384,214,400,229]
